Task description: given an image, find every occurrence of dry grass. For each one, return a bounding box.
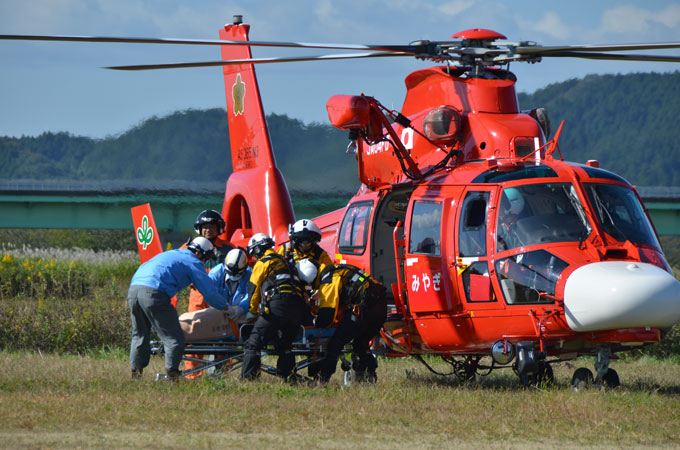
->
[1,351,679,449]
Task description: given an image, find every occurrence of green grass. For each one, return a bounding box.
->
[0,351,679,448]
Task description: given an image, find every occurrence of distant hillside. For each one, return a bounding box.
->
[518,71,680,186]
[1,71,679,188]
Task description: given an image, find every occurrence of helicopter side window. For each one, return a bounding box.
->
[408,201,442,255]
[461,261,495,302]
[338,201,373,254]
[459,191,489,257]
[496,250,568,304]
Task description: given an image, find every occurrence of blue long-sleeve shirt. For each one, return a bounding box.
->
[208,264,252,314]
[130,249,227,309]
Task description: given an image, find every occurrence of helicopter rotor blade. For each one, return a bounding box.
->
[538,51,680,63]
[0,33,413,53]
[516,42,680,55]
[105,51,411,71]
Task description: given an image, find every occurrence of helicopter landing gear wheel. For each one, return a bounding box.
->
[602,368,620,389]
[519,362,554,387]
[536,361,554,387]
[343,369,355,387]
[571,367,594,391]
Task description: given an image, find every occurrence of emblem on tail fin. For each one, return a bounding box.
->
[136,215,154,250]
[232,73,246,116]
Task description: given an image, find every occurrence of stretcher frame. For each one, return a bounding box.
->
[150,325,345,381]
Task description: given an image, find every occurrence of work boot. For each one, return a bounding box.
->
[131,368,143,379]
[154,369,182,382]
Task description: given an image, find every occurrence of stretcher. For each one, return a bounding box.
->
[150,324,346,381]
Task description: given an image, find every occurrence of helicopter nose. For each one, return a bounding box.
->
[563,261,680,332]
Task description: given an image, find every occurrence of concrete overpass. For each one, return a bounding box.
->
[0,180,348,232]
[0,181,678,235]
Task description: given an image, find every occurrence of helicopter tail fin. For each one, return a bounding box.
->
[218,21,295,246]
[131,203,163,264]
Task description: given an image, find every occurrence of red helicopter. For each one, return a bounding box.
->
[4,16,680,387]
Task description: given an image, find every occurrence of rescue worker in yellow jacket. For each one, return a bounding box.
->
[277,219,333,377]
[278,219,333,271]
[313,263,387,383]
[241,233,307,380]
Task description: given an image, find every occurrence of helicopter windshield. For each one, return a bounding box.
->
[497,183,591,251]
[583,183,660,248]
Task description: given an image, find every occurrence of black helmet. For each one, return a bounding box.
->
[247,233,275,259]
[194,209,226,234]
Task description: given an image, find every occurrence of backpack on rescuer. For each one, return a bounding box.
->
[258,252,304,314]
[320,264,386,309]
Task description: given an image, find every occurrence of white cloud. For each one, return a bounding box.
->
[530,11,571,40]
[315,0,339,22]
[601,4,680,34]
[437,0,475,17]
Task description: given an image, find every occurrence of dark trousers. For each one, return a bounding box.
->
[319,293,387,382]
[241,293,305,380]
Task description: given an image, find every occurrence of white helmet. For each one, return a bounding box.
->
[187,236,215,259]
[247,233,275,259]
[289,219,322,247]
[504,188,525,215]
[225,248,248,281]
[296,258,319,285]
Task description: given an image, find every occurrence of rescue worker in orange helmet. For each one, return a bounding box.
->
[313,264,387,383]
[241,233,307,381]
[181,209,233,377]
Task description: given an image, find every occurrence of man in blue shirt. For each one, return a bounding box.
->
[128,237,229,380]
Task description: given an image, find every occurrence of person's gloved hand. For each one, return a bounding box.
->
[225,306,242,321]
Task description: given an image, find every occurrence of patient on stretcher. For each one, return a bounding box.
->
[180,248,251,342]
[179,307,242,341]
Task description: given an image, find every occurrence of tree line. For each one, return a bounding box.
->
[1,71,679,189]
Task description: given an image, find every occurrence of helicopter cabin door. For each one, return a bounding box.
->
[403,188,455,313]
[454,187,499,309]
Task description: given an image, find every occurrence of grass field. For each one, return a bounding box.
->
[1,351,679,449]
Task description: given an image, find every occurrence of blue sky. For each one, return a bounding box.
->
[1,0,679,137]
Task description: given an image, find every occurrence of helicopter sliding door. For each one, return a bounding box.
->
[403,187,458,313]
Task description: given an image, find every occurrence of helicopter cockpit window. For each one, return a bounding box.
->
[584,183,661,249]
[338,201,373,254]
[496,183,591,251]
[459,191,489,257]
[496,250,568,305]
[408,201,442,256]
[576,164,629,184]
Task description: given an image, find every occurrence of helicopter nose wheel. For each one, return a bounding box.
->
[594,346,621,389]
[601,368,620,388]
[571,367,594,391]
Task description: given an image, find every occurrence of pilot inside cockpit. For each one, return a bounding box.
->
[497,187,526,251]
